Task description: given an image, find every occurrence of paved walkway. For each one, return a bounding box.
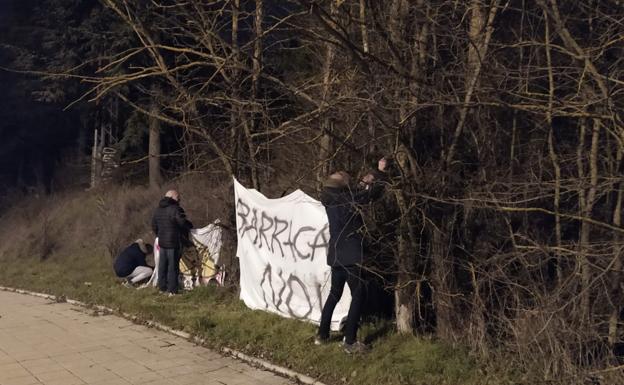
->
[0,291,293,385]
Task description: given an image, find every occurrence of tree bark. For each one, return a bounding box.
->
[394,176,416,334]
[359,0,368,54]
[230,0,241,177]
[389,0,433,336]
[608,139,624,347]
[576,118,600,322]
[431,214,456,341]
[445,0,499,169]
[244,0,263,189]
[148,93,162,189]
[544,8,562,285]
[316,0,338,187]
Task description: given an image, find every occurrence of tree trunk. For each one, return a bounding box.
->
[240,0,263,189]
[394,185,416,334]
[395,250,415,333]
[359,0,368,54]
[609,140,624,347]
[577,118,600,322]
[391,0,428,335]
[148,94,162,189]
[544,8,562,285]
[316,1,339,188]
[244,0,263,189]
[91,128,98,189]
[252,0,262,102]
[431,214,456,341]
[445,0,499,169]
[230,0,241,177]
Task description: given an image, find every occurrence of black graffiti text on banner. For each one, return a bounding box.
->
[259,263,325,319]
[236,198,329,262]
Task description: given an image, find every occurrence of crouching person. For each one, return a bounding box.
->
[113,239,154,287]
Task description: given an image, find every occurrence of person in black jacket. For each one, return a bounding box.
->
[113,239,154,287]
[151,190,193,296]
[315,158,388,354]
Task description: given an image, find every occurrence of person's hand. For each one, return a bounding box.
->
[359,173,375,189]
[361,174,375,184]
[378,157,388,172]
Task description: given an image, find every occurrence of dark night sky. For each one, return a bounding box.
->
[0,0,84,196]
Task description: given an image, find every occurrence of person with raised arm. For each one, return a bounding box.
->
[315,157,388,354]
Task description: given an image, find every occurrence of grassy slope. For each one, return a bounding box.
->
[0,183,504,385]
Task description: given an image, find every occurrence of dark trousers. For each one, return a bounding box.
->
[318,265,364,344]
[158,248,181,294]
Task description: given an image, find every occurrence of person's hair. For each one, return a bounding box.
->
[165,190,180,201]
[324,171,351,188]
[335,171,350,181]
[144,244,154,255]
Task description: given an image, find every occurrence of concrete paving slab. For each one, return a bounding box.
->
[0,291,294,385]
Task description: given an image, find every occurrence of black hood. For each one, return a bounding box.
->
[321,186,350,205]
[158,197,178,208]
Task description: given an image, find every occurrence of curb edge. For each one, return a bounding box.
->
[0,285,327,385]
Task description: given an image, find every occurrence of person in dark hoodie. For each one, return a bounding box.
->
[151,190,193,296]
[113,239,154,287]
[315,157,388,354]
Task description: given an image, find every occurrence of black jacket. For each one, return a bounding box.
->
[113,243,148,277]
[321,171,386,267]
[151,197,193,249]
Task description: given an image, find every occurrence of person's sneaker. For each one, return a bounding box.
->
[314,335,329,345]
[167,292,176,297]
[343,341,369,354]
[121,280,133,288]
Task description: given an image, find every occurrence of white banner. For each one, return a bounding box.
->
[234,178,350,330]
[144,222,224,289]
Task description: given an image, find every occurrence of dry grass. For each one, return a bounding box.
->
[0,177,499,385]
[0,174,234,261]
